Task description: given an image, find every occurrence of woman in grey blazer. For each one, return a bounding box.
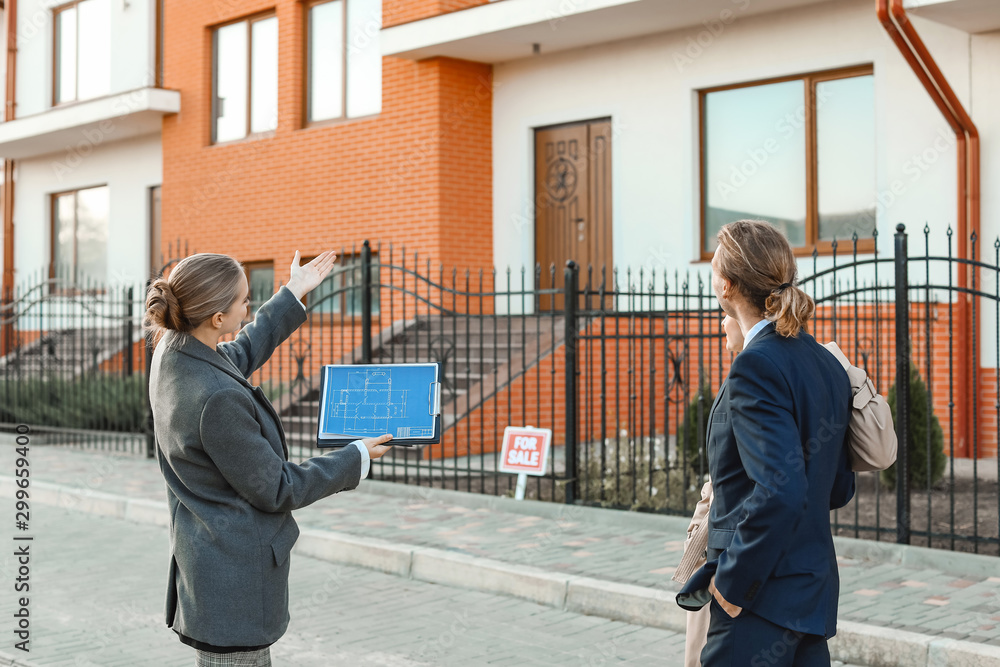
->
[144,250,393,667]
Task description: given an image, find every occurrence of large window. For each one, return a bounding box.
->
[54,0,111,105]
[306,0,382,124]
[700,66,875,257]
[212,14,278,143]
[307,255,379,316]
[51,185,109,286]
[245,261,275,316]
[307,1,345,122]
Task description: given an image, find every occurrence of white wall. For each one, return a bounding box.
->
[13,132,161,289]
[492,0,974,308]
[971,28,1000,366]
[15,0,156,118]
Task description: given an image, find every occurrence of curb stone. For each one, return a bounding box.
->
[830,621,1000,667]
[295,528,412,577]
[5,477,1000,667]
[358,480,1000,581]
[565,577,689,631]
[831,537,1000,581]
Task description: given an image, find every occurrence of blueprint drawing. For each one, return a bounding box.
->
[319,364,438,440]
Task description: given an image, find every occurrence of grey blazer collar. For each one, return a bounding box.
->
[170,331,252,388]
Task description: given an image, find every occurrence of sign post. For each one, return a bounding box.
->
[498,425,552,500]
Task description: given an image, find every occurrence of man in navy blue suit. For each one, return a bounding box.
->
[677,220,856,666]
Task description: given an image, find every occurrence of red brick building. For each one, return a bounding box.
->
[156,0,999,464]
[161,0,493,282]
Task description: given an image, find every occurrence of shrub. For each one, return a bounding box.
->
[677,381,715,480]
[881,366,946,490]
[578,432,703,512]
[0,374,147,433]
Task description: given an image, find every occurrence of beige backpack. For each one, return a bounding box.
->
[823,341,898,472]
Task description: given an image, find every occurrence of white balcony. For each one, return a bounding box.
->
[904,0,1000,34]
[382,0,829,64]
[0,87,180,159]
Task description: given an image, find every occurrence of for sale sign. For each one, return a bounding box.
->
[498,426,551,476]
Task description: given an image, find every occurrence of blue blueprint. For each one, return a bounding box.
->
[318,364,439,440]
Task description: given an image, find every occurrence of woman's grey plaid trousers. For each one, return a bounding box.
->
[195,648,271,667]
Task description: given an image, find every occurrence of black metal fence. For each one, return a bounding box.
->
[0,265,147,452]
[1,226,997,554]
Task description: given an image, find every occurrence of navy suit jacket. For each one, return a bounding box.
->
[677,322,855,638]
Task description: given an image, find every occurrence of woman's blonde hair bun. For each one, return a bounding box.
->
[143,278,187,333]
[143,253,245,349]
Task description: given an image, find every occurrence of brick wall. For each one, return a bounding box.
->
[161,0,493,287]
[383,0,490,28]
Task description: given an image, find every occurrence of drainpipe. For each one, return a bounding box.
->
[1,0,16,357]
[877,0,979,458]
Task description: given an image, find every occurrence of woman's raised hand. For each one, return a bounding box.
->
[285,250,338,300]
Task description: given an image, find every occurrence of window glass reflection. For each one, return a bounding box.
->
[53,194,76,276]
[309,1,344,122]
[250,17,278,133]
[55,8,77,104]
[817,75,876,241]
[51,186,108,287]
[704,80,807,253]
[75,186,109,285]
[214,22,248,142]
[248,265,275,313]
[77,0,111,100]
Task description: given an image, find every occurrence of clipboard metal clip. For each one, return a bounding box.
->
[428,382,442,416]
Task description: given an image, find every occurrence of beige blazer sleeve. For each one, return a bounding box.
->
[673,480,713,584]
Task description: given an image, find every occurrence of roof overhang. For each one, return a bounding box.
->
[0,87,180,159]
[904,0,1000,34]
[383,0,831,64]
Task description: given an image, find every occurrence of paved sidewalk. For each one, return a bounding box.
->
[4,443,1000,666]
[0,505,689,666]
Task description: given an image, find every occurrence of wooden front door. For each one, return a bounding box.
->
[535,119,613,311]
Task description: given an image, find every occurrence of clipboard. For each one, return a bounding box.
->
[316,363,442,447]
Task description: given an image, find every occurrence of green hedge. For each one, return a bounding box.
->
[0,374,148,433]
[578,437,703,512]
[881,366,946,490]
